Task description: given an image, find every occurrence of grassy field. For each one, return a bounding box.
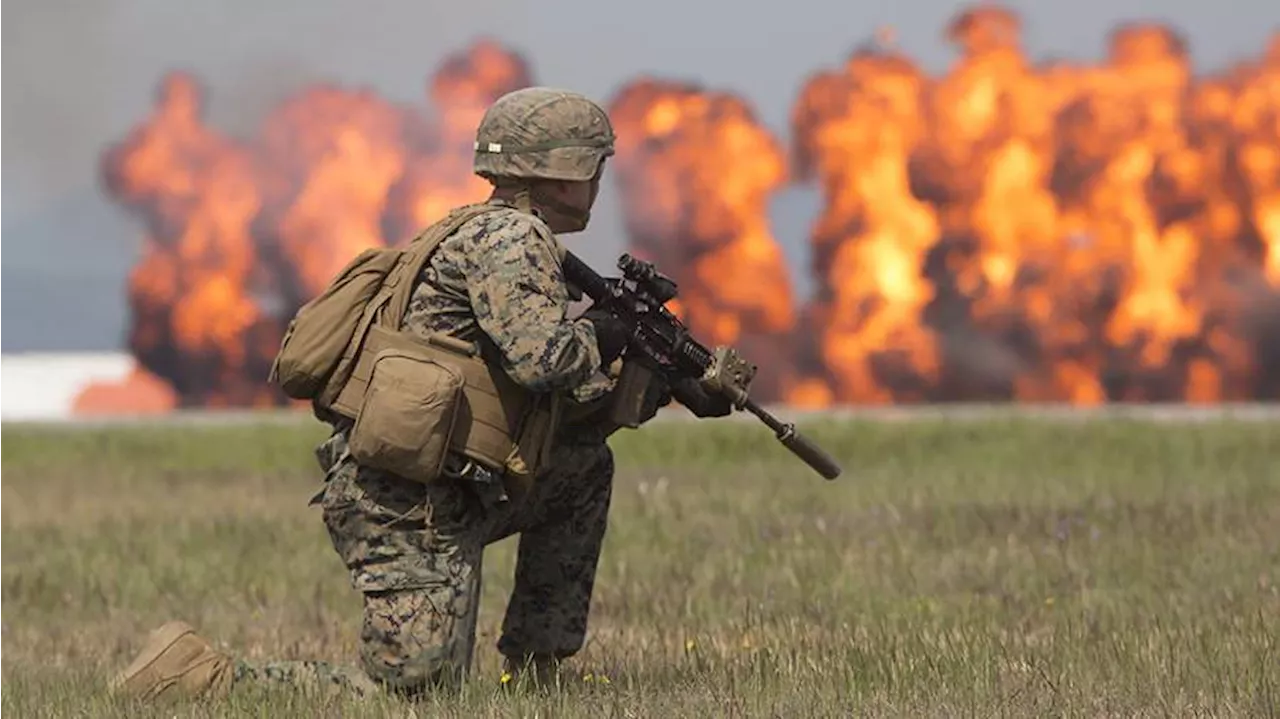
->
[2,414,1277,717]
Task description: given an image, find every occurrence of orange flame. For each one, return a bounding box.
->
[101,41,532,407]
[783,6,1280,405]
[385,39,533,243]
[607,79,798,396]
[790,45,940,405]
[256,85,408,299]
[101,72,276,406]
[102,16,1280,409]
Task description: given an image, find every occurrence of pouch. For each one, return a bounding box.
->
[348,347,465,484]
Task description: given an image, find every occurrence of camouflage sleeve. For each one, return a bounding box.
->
[461,212,602,392]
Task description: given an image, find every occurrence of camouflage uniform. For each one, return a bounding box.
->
[232,199,631,696]
[113,87,638,703]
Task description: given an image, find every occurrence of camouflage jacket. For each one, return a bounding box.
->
[401,199,615,407]
[311,199,622,496]
[314,199,619,476]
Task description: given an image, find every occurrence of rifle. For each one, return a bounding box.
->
[562,250,842,481]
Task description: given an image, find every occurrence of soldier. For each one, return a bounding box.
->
[112,86,730,702]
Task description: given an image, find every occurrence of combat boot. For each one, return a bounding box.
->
[111,620,235,701]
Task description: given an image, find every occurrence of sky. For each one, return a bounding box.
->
[3,0,1276,351]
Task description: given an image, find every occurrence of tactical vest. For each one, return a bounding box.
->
[269,202,560,485]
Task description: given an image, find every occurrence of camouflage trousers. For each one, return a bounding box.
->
[232,431,615,697]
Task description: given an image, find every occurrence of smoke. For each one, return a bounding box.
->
[1,0,537,351]
[4,2,526,206]
[3,2,115,209]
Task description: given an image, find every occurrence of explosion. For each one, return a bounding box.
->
[100,40,533,407]
[100,8,1280,410]
[384,41,534,245]
[783,7,1280,405]
[787,42,940,406]
[101,72,277,406]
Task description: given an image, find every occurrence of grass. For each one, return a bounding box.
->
[2,414,1277,717]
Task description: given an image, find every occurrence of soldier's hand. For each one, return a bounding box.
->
[583,308,629,365]
[670,377,733,418]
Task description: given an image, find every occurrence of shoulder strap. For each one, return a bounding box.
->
[376,202,508,330]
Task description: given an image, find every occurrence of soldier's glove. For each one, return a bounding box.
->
[670,377,734,418]
[583,308,629,366]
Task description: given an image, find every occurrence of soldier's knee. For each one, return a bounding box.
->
[359,637,464,694]
[357,589,476,694]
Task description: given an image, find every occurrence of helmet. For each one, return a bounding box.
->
[473,87,615,183]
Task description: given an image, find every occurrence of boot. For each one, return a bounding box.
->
[110,620,235,701]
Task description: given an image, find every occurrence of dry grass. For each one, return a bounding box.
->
[2,415,1277,717]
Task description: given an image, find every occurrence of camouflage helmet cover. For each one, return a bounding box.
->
[473,87,616,182]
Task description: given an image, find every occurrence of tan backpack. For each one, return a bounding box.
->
[267,202,560,487]
[268,203,500,408]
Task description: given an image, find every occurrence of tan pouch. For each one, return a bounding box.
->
[347,346,465,484]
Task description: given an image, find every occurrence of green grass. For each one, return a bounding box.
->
[2,415,1277,717]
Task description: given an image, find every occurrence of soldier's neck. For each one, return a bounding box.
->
[489,188,546,220]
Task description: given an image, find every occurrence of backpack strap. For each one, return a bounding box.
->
[314,202,509,410]
[377,202,509,330]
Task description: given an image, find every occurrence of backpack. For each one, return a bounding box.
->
[267,203,503,409]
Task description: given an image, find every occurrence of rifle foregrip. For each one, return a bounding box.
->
[779,431,842,480]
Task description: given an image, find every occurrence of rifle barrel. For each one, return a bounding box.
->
[742,399,842,480]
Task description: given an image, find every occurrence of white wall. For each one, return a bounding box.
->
[1,353,138,420]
